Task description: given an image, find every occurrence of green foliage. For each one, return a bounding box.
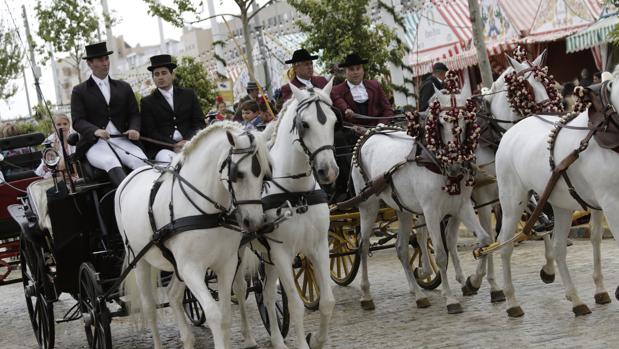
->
[31,101,54,135]
[35,0,100,79]
[173,56,217,113]
[288,0,407,83]
[0,22,23,102]
[142,0,202,27]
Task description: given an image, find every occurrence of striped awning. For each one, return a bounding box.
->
[566,10,619,53]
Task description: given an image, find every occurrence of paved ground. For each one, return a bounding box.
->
[2,238,619,348]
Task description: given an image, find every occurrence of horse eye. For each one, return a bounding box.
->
[302,121,310,129]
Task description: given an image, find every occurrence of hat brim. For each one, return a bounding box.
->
[285,55,319,64]
[340,59,369,68]
[147,63,178,72]
[82,51,114,60]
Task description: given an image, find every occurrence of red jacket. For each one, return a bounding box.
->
[330,79,394,126]
[280,76,329,101]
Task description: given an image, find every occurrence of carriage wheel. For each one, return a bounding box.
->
[328,226,360,286]
[20,238,55,349]
[254,262,290,338]
[409,236,442,290]
[78,262,112,349]
[183,289,206,326]
[293,255,320,310]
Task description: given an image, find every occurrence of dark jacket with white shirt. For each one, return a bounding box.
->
[140,86,206,157]
[280,76,329,101]
[71,76,141,158]
[330,79,394,126]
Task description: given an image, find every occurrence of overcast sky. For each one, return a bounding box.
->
[0,0,261,120]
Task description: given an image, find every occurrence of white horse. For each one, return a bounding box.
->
[494,79,619,317]
[234,82,339,349]
[453,52,553,300]
[352,87,494,313]
[115,121,272,349]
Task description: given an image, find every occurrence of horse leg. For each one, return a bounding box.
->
[182,264,226,349]
[540,233,556,284]
[232,255,258,348]
[306,241,336,349]
[215,258,237,349]
[134,261,163,349]
[590,210,610,304]
[262,262,288,349]
[166,276,195,349]
[497,188,528,317]
[597,203,619,301]
[412,215,433,280]
[458,201,493,291]
[270,247,310,349]
[425,211,461,313]
[395,211,430,308]
[551,208,591,316]
[358,199,380,310]
[443,217,466,286]
[479,201,504,302]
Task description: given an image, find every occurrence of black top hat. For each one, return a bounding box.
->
[147,54,178,72]
[246,81,258,90]
[82,42,114,60]
[339,53,369,68]
[432,62,449,72]
[285,49,319,64]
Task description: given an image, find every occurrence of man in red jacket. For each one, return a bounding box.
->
[279,49,328,101]
[330,53,394,126]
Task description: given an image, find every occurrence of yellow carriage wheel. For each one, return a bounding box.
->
[409,236,442,290]
[292,254,320,310]
[328,226,360,286]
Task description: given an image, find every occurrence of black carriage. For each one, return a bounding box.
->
[9,140,290,348]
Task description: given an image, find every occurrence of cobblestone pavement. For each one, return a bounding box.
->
[2,238,619,348]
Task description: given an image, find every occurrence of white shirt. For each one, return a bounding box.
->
[158,86,174,110]
[158,87,183,141]
[296,77,313,88]
[347,80,368,103]
[92,75,111,105]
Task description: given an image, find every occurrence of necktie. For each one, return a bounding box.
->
[99,81,110,104]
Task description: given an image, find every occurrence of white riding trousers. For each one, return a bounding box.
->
[86,137,147,171]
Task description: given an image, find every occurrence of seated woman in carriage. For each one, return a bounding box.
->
[34,114,76,179]
[329,53,394,201]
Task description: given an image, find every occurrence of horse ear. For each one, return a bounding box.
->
[290,83,305,101]
[322,77,334,95]
[225,130,236,147]
[505,55,524,72]
[532,49,547,67]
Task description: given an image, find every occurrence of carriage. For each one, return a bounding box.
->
[8,131,290,349]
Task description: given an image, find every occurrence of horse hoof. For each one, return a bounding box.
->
[461,276,479,296]
[539,268,555,284]
[416,298,431,308]
[506,306,524,317]
[360,300,375,310]
[446,303,463,314]
[573,304,592,317]
[490,290,506,303]
[595,292,611,305]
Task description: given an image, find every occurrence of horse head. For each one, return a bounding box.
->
[219,129,272,232]
[485,50,561,125]
[426,83,480,184]
[288,79,339,185]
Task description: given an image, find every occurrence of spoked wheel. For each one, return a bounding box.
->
[409,235,442,290]
[292,254,320,310]
[328,226,360,286]
[78,262,112,349]
[183,289,206,326]
[254,262,289,338]
[20,238,55,349]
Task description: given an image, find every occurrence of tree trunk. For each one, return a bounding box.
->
[241,10,255,78]
[468,0,493,88]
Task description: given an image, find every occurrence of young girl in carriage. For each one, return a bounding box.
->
[34,114,76,179]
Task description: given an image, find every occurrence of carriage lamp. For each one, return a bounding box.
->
[42,148,61,169]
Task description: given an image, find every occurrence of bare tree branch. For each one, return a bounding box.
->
[187,12,240,24]
[247,0,276,21]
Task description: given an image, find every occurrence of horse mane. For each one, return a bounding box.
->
[267,97,296,147]
[180,120,243,159]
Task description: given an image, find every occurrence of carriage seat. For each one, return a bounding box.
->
[0,133,45,182]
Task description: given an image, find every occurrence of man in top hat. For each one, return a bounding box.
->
[330,53,394,127]
[419,62,448,111]
[279,48,328,101]
[71,41,147,186]
[140,54,206,163]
